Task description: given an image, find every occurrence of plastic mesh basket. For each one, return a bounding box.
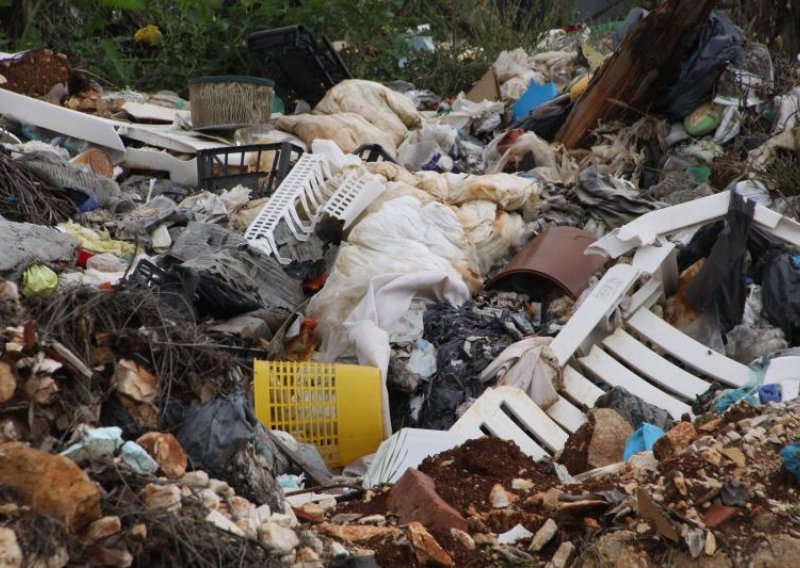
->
[196,141,304,197]
[253,360,383,467]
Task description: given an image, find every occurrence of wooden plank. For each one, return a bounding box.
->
[555,0,718,148]
[602,329,710,399]
[578,346,692,419]
[627,308,751,387]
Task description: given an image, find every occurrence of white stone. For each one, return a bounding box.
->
[205,510,245,537]
[181,471,210,488]
[529,518,558,552]
[261,522,300,554]
[0,528,23,568]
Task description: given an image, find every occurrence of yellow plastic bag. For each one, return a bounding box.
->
[22,265,58,297]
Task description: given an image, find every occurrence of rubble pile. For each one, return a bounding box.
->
[2,0,800,566]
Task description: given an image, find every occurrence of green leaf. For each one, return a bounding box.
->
[98,0,146,10]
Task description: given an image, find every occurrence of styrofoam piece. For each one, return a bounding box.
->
[588,190,800,259]
[0,88,125,151]
[549,263,640,367]
[451,386,570,460]
[122,147,197,186]
[245,154,331,263]
[626,308,752,387]
[362,428,467,488]
[122,101,191,123]
[321,171,385,229]
[764,357,800,401]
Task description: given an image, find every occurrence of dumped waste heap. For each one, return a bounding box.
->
[3,0,800,566]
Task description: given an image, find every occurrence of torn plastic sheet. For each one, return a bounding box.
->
[572,168,661,229]
[319,271,470,438]
[478,337,561,410]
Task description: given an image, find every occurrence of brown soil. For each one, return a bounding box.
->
[0,49,70,97]
[419,437,559,516]
[335,486,390,517]
[363,534,417,568]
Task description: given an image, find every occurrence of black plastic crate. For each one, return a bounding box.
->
[248,24,351,106]
[196,141,304,198]
[352,144,397,164]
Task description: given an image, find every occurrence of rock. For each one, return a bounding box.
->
[141,484,181,512]
[668,551,733,567]
[473,533,497,546]
[512,478,535,491]
[0,360,16,403]
[85,516,122,542]
[700,448,722,467]
[119,441,159,475]
[295,503,326,524]
[358,515,386,526]
[131,524,147,540]
[450,528,475,550]
[208,479,234,497]
[198,488,220,510]
[587,409,634,468]
[319,523,400,544]
[180,470,210,488]
[386,469,468,532]
[331,513,363,525]
[751,535,800,567]
[653,422,697,461]
[705,531,716,556]
[0,442,101,532]
[490,484,517,508]
[591,531,650,568]
[407,522,454,567]
[24,376,58,404]
[205,510,245,537]
[720,447,746,468]
[529,518,558,552]
[498,523,534,545]
[297,546,321,563]
[136,432,188,479]
[549,541,575,568]
[112,359,156,404]
[262,522,301,554]
[0,527,22,568]
[637,488,679,542]
[703,505,739,529]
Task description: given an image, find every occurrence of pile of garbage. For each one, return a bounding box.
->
[3,0,800,566]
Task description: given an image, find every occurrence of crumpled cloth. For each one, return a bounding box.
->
[479,337,563,410]
[322,271,470,437]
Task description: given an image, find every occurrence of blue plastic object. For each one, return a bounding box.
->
[759,384,781,404]
[780,441,800,483]
[512,82,558,122]
[713,387,758,412]
[623,423,665,461]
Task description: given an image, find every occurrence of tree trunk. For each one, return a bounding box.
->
[555,0,718,149]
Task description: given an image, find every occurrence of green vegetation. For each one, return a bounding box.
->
[0,0,571,97]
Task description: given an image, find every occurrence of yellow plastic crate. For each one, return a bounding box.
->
[253,360,383,468]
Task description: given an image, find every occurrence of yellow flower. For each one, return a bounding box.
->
[134,24,163,46]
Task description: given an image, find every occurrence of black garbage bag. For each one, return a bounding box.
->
[753,247,800,343]
[677,220,725,272]
[662,10,744,119]
[165,265,263,320]
[416,302,516,430]
[514,95,573,142]
[177,396,254,475]
[594,386,673,432]
[685,191,754,334]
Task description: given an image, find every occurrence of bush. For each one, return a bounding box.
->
[3,0,570,97]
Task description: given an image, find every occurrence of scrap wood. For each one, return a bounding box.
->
[555,0,718,148]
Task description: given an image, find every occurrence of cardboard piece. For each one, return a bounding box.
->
[466,67,500,103]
